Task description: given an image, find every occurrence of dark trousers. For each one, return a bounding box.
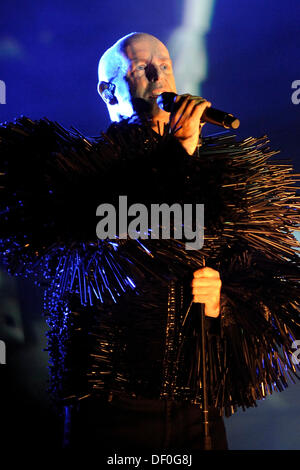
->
[68,395,228,451]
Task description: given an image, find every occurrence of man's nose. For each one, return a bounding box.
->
[145,63,159,82]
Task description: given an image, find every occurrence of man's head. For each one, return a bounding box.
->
[97,32,177,122]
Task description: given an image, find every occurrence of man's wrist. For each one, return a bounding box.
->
[176,135,202,156]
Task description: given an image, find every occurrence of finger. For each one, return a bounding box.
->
[190,98,211,110]
[171,96,193,130]
[192,291,221,301]
[191,278,222,288]
[192,292,221,302]
[172,94,192,113]
[172,123,183,135]
[174,93,191,101]
[174,94,206,103]
[193,267,220,279]
[171,98,210,137]
[171,95,208,131]
[172,95,207,119]
[171,95,206,124]
[193,295,218,303]
[192,286,221,296]
[171,107,194,135]
[193,280,221,288]
[190,100,211,121]
[193,286,219,294]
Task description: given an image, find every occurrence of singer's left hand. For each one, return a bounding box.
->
[170,94,211,156]
[191,267,221,318]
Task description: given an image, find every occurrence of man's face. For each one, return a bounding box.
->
[121,35,177,120]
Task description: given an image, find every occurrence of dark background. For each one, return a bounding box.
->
[0,0,299,450]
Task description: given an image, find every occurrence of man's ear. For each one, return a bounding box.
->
[98,81,118,105]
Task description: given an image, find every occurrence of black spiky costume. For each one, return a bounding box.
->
[0,115,299,448]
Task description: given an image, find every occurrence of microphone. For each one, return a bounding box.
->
[157,92,240,130]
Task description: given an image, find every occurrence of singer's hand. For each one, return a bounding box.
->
[170,94,211,155]
[191,267,221,318]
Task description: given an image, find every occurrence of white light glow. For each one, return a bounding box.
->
[167,0,216,95]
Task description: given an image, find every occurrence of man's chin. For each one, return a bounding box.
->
[131,97,169,122]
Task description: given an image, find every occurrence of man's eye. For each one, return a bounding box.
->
[161,64,169,70]
[136,65,145,71]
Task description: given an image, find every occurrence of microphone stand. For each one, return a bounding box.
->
[198,301,212,450]
[179,273,212,450]
[193,258,212,450]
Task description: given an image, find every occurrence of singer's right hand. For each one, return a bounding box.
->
[192,267,221,318]
[170,94,211,155]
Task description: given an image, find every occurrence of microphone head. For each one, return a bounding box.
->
[156,92,177,112]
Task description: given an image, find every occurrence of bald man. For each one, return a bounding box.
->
[68,32,228,451]
[65,33,227,449]
[98,32,210,155]
[97,32,221,318]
